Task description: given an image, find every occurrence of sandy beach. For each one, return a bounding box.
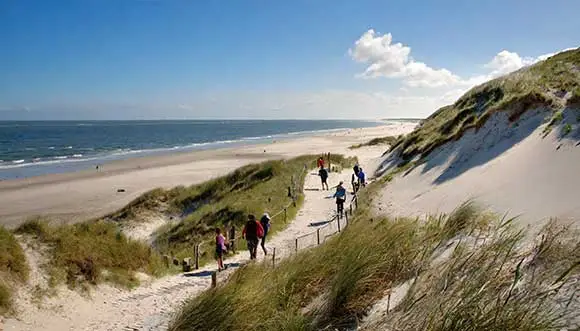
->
[0,123,415,228]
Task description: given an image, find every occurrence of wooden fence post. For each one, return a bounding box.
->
[345,212,348,228]
[355,195,358,209]
[317,228,321,245]
[194,244,200,270]
[338,216,341,232]
[284,208,287,223]
[350,204,353,216]
[211,271,217,288]
[295,238,298,253]
[272,247,276,267]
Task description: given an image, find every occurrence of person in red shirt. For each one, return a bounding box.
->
[317,156,324,169]
[242,214,264,260]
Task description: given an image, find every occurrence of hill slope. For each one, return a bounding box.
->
[376,48,580,227]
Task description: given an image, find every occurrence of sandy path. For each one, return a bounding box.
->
[3,153,376,331]
[0,123,416,228]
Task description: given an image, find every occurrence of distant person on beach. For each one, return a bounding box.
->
[318,167,329,190]
[357,168,366,187]
[259,212,271,255]
[215,228,226,271]
[242,214,264,260]
[317,157,325,169]
[333,181,347,217]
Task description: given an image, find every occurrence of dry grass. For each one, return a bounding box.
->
[15,218,165,289]
[0,226,29,315]
[389,48,580,163]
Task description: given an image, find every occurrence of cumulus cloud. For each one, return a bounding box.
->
[349,30,461,87]
[350,29,572,93]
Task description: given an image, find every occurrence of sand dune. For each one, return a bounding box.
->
[376,107,580,230]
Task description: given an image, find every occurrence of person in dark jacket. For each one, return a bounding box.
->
[333,181,347,217]
[318,167,329,190]
[259,212,271,255]
[242,214,264,260]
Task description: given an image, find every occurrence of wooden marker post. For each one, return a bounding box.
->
[272,247,276,267]
[317,228,321,245]
[194,244,200,270]
[211,271,217,288]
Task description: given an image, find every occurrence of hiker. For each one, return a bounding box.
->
[357,168,366,187]
[333,181,347,217]
[317,156,325,169]
[226,222,236,254]
[351,173,359,193]
[260,212,271,255]
[353,164,360,177]
[319,167,329,190]
[242,214,264,260]
[215,228,226,271]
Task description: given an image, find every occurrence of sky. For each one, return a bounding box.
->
[1,0,579,120]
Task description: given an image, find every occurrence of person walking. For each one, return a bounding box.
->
[318,167,329,190]
[259,212,271,255]
[317,156,325,169]
[242,214,264,260]
[215,228,226,271]
[357,168,366,188]
[333,181,347,217]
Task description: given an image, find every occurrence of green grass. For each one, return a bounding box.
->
[0,226,29,315]
[389,48,580,163]
[110,155,357,267]
[563,123,573,136]
[349,135,399,149]
[15,218,165,290]
[169,185,580,331]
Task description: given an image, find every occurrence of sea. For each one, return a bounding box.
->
[0,120,384,179]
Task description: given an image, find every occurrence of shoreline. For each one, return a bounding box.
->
[0,120,389,179]
[0,123,417,228]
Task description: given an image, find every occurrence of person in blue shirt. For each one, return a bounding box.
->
[333,181,347,217]
[357,168,366,187]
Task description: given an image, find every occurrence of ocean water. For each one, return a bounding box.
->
[0,120,382,179]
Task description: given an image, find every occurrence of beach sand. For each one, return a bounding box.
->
[0,123,415,228]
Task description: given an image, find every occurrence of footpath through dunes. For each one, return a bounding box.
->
[1,164,361,331]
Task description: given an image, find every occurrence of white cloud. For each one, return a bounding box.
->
[350,29,574,94]
[483,50,536,77]
[349,29,461,87]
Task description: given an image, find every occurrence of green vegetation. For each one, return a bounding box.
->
[169,181,580,331]
[563,123,573,136]
[390,48,580,163]
[542,110,565,137]
[110,155,357,266]
[0,226,29,315]
[15,218,164,289]
[349,135,399,149]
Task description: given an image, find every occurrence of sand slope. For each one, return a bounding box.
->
[377,108,580,229]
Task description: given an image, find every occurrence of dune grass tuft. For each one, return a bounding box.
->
[16,218,165,289]
[0,226,29,315]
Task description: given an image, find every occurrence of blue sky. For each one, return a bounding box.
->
[1,0,579,120]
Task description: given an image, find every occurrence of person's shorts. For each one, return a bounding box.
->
[321,177,328,183]
[215,246,224,259]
